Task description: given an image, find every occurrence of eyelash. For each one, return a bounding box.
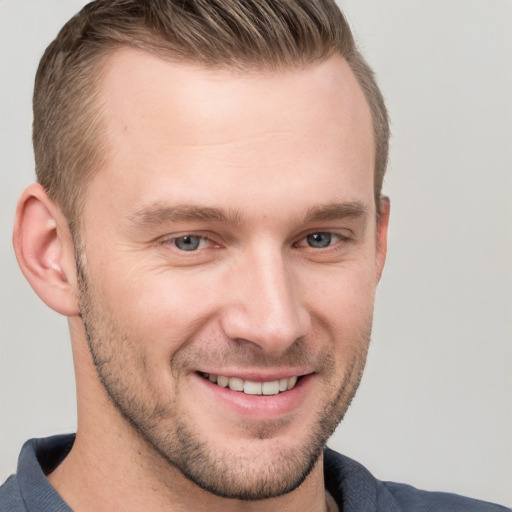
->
[165,231,350,253]
[166,234,216,252]
[293,232,347,250]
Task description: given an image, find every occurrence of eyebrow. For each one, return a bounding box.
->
[130,203,242,227]
[301,201,368,224]
[130,200,368,229]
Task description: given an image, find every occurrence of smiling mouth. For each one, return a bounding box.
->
[200,373,301,395]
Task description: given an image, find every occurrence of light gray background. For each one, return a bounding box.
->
[1,0,511,506]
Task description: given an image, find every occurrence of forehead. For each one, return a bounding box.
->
[98,48,372,145]
[85,49,375,222]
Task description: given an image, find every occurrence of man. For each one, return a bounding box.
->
[0,1,509,511]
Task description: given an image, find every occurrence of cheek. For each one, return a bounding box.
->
[300,261,377,321]
[300,262,376,363]
[91,262,223,353]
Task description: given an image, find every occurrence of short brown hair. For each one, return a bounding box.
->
[33,0,389,229]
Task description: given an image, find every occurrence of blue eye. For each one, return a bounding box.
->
[305,232,333,248]
[173,235,203,251]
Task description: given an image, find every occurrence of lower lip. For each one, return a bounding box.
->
[192,373,314,421]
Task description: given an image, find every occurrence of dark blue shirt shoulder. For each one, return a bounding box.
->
[0,474,27,512]
[1,436,509,511]
[0,435,73,512]
[324,447,510,512]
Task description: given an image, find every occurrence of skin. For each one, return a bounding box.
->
[14,49,389,512]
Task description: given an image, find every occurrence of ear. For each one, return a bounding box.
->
[13,183,80,316]
[375,195,390,283]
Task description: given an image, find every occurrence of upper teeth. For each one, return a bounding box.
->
[204,374,298,395]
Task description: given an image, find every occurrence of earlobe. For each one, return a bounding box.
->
[13,183,80,316]
[375,196,390,283]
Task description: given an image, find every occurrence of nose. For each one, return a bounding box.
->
[220,247,311,356]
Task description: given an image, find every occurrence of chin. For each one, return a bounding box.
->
[158,424,327,500]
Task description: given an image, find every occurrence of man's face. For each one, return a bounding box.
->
[76,49,387,499]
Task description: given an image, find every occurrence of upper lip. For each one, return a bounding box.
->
[196,368,314,381]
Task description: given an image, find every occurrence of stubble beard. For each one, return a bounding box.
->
[76,257,371,501]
